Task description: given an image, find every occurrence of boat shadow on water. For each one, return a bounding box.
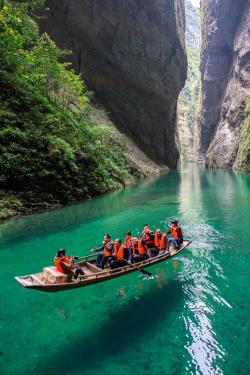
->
[37,279,184,374]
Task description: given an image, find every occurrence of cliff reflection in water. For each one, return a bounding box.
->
[178,163,229,374]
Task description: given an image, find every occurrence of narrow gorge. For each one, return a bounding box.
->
[1,0,249,221]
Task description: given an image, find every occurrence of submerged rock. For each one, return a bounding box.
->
[39,0,187,168]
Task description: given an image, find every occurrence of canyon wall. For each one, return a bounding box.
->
[39,0,187,168]
[197,0,250,169]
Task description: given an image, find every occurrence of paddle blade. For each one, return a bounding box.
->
[139,268,152,277]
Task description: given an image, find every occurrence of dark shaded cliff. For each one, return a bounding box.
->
[197,0,250,169]
[39,0,187,168]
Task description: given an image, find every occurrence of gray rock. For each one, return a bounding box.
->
[39,0,187,168]
[197,0,250,169]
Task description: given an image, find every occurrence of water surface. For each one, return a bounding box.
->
[0,163,250,375]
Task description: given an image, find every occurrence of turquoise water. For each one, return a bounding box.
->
[0,163,250,375]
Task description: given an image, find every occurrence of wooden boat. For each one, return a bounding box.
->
[15,240,192,292]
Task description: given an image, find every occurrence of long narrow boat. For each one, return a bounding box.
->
[15,240,192,292]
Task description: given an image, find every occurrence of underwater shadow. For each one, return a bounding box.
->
[38,279,184,374]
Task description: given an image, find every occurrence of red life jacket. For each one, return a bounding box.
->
[160,233,167,250]
[154,233,162,249]
[103,241,114,256]
[54,256,71,273]
[138,240,147,256]
[114,243,125,260]
[170,225,183,239]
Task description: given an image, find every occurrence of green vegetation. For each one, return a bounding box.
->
[0,0,136,220]
[236,98,250,171]
[179,45,200,129]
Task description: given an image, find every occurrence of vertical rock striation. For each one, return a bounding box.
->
[197,0,250,168]
[39,0,187,168]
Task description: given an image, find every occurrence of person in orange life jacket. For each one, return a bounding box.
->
[90,234,114,269]
[142,225,154,249]
[54,248,84,281]
[131,237,149,263]
[166,220,183,251]
[124,231,132,250]
[109,239,130,269]
[159,231,169,254]
[147,228,162,257]
[142,224,149,236]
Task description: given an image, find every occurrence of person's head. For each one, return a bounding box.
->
[125,231,131,237]
[156,228,161,235]
[144,224,149,231]
[115,238,122,246]
[104,233,111,242]
[171,220,178,226]
[57,248,66,257]
[132,237,138,244]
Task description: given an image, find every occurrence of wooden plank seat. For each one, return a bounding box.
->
[85,262,102,273]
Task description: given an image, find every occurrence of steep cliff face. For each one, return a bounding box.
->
[39,0,187,168]
[197,0,250,169]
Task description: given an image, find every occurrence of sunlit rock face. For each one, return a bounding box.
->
[198,0,250,168]
[39,0,187,168]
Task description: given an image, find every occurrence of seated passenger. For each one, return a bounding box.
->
[124,231,132,250]
[142,225,155,249]
[54,248,84,281]
[109,239,129,269]
[147,228,162,257]
[159,231,169,254]
[167,220,183,251]
[91,234,114,269]
[131,237,149,263]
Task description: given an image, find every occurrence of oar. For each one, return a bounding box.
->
[119,256,153,277]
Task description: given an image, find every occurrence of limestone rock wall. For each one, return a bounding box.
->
[198,0,250,168]
[39,0,187,168]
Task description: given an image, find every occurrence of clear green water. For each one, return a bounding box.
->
[0,163,250,375]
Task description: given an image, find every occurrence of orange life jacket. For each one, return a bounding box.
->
[114,243,125,260]
[144,232,154,248]
[131,241,139,255]
[170,225,183,239]
[103,241,114,257]
[138,240,148,256]
[54,256,71,273]
[160,233,167,250]
[154,233,162,249]
[125,235,132,248]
